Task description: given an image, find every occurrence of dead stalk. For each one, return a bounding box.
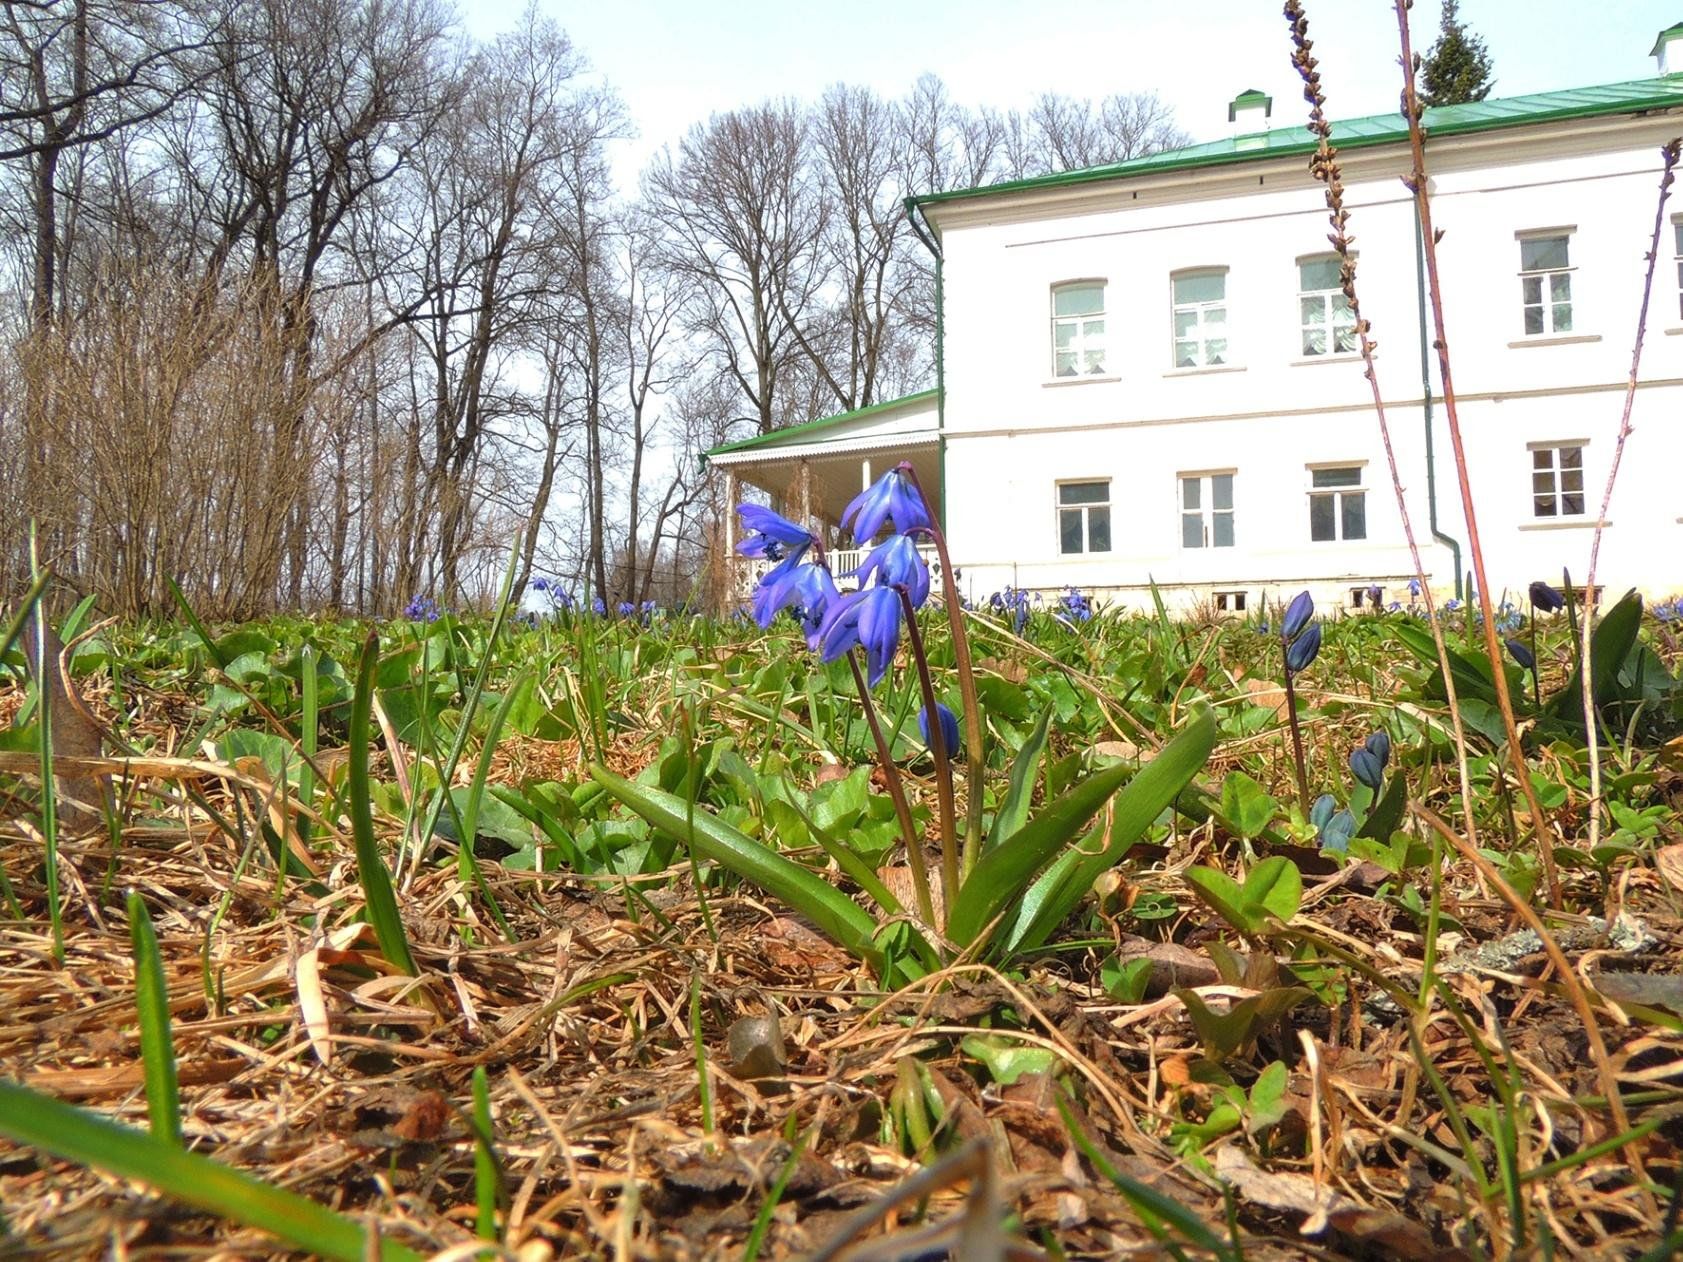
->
[1393,0,1560,907]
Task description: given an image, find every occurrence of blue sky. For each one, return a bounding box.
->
[459,1,1682,190]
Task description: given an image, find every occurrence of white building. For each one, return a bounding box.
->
[708,31,1683,614]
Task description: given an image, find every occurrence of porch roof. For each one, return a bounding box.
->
[703,390,938,468]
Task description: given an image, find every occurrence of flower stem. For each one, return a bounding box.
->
[848,653,936,928]
[897,464,985,873]
[1283,665,1311,814]
[897,588,959,915]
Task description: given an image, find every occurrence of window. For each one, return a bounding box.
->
[1519,234,1573,335]
[1180,472,1236,548]
[1299,256,1355,356]
[1531,443,1585,517]
[1350,585,1384,609]
[1172,271,1228,367]
[1674,219,1682,321]
[1052,283,1106,377]
[1058,480,1111,554]
[1308,465,1367,541]
[1214,590,1248,613]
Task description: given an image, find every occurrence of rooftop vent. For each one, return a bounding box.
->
[1653,21,1683,75]
[1228,89,1272,150]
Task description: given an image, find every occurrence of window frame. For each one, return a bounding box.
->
[1673,216,1682,323]
[1529,441,1587,519]
[1050,280,1108,379]
[1213,589,1248,613]
[1178,469,1237,550]
[1297,254,1357,358]
[1170,268,1230,369]
[1517,229,1575,337]
[1307,462,1369,543]
[1056,478,1112,555]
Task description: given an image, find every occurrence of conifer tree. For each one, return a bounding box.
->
[1420,0,1496,106]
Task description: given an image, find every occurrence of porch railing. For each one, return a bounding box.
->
[732,543,944,596]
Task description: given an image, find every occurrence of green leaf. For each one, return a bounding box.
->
[0,1082,423,1260]
[986,706,1052,851]
[127,892,180,1147]
[1247,1060,1290,1135]
[1218,771,1277,840]
[1185,866,1252,934]
[1357,773,1406,841]
[1393,621,1497,704]
[961,1035,1057,1085]
[1545,589,1643,725]
[589,765,880,962]
[347,632,418,976]
[961,710,1215,954]
[1242,856,1302,924]
[1100,954,1155,1004]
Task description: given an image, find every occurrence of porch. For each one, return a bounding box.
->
[705,391,945,599]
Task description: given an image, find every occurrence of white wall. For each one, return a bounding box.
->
[933,114,1683,612]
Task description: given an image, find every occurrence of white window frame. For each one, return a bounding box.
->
[1171,269,1229,368]
[1298,255,1356,357]
[1213,589,1248,613]
[1307,463,1368,542]
[1517,230,1575,336]
[1673,217,1682,323]
[1057,479,1112,554]
[1529,442,1587,519]
[1179,470,1236,549]
[1051,281,1107,378]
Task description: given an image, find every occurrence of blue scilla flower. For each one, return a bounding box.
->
[591,596,606,616]
[1529,581,1565,613]
[1444,598,1462,613]
[918,701,960,759]
[1364,730,1391,766]
[403,595,440,622]
[1060,587,1093,622]
[856,533,930,608]
[1282,591,1314,641]
[819,586,902,686]
[842,466,931,544]
[1505,637,1536,671]
[767,564,839,648]
[1285,622,1322,674]
[737,504,814,563]
[1310,793,1337,832]
[1350,747,1384,791]
[1408,576,1422,598]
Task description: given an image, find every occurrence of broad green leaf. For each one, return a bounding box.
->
[1357,773,1406,841]
[1247,1060,1290,1134]
[1100,954,1155,1004]
[1393,621,1497,704]
[0,1082,423,1260]
[589,765,879,961]
[1185,866,1252,934]
[961,1035,1057,1085]
[1545,589,1643,725]
[960,710,1215,953]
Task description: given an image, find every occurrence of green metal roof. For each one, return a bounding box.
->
[1653,22,1683,56]
[910,76,1683,213]
[703,389,938,463]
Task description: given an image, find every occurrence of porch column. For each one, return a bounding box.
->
[861,457,872,491]
[799,459,812,531]
[722,470,736,555]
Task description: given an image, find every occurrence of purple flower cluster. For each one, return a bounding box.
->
[403,595,441,622]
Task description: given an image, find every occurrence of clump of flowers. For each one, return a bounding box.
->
[987,586,1036,633]
[529,576,574,613]
[403,595,441,622]
[1058,587,1094,624]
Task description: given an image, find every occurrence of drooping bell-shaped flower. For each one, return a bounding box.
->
[737,504,815,563]
[1285,622,1322,674]
[753,559,828,632]
[818,586,902,686]
[788,564,840,649]
[1349,746,1384,791]
[1282,590,1315,641]
[856,533,930,608]
[1363,730,1391,767]
[1528,581,1565,613]
[1505,637,1536,671]
[842,466,931,545]
[918,701,960,759]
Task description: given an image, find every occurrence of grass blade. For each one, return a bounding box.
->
[470,1065,500,1241]
[127,891,180,1146]
[0,1081,424,1260]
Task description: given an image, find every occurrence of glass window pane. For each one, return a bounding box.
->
[1060,509,1083,553]
[1535,495,1556,516]
[1675,222,1682,254]
[1332,294,1353,321]
[1212,474,1233,510]
[1206,307,1226,332]
[1055,351,1077,376]
[1302,328,1326,356]
[1059,481,1108,505]
[1310,494,1335,541]
[1533,449,1552,468]
[1088,506,1111,552]
[1561,469,1583,493]
[1334,327,1357,353]
[1521,236,1569,270]
[1084,317,1105,338]
[1532,471,1555,494]
[1300,295,1324,325]
[1181,477,1200,509]
[1312,466,1360,487]
[1054,285,1103,316]
[1553,303,1572,332]
[1524,306,1544,335]
[1560,446,1582,468]
[1053,322,1075,349]
[1182,513,1204,548]
[1562,493,1585,515]
[1299,257,1340,290]
[1207,338,1228,364]
[1342,491,1367,540]
[1174,272,1224,303]
[1550,273,1571,302]
[1175,341,1198,367]
[1174,310,1198,338]
[1213,512,1235,548]
[1522,276,1542,305]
